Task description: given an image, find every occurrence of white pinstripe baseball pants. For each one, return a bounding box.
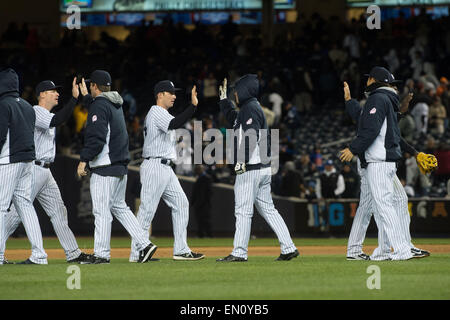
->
[90,173,150,260]
[364,162,412,260]
[0,162,48,264]
[231,167,297,259]
[130,159,190,261]
[347,162,415,260]
[4,165,81,261]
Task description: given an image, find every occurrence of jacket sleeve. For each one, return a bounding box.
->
[345,99,362,123]
[82,94,94,109]
[50,97,77,127]
[236,106,262,164]
[349,95,388,155]
[0,103,10,152]
[399,137,418,156]
[168,104,195,130]
[80,101,109,162]
[219,99,238,127]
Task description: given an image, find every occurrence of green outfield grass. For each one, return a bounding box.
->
[4,236,450,250]
[1,254,449,300]
[1,237,450,300]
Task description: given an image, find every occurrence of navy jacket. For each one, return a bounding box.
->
[80,92,130,176]
[346,87,416,167]
[219,74,270,165]
[0,68,35,164]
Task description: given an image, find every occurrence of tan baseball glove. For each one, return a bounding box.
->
[416,152,438,174]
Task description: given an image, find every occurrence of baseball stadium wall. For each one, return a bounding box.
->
[27,155,450,238]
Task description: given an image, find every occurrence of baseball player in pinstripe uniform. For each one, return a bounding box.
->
[340,67,413,261]
[343,76,431,260]
[216,75,298,262]
[77,70,157,264]
[2,78,91,263]
[129,80,204,262]
[0,68,48,265]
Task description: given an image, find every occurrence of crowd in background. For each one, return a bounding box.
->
[1,8,450,200]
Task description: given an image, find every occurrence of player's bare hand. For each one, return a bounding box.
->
[77,161,88,178]
[339,148,354,162]
[219,78,227,100]
[343,82,351,101]
[400,92,414,113]
[191,85,198,107]
[79,78,88,96]
[72,77,79,99]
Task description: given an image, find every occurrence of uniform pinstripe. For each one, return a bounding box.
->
[0,162,48,264]
[91,173,150,260]
[3,105,82,261]
[130,105,191,261]
[347,160,416,260]
[232,167,297,259]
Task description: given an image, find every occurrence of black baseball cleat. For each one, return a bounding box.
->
[276,249,300,261]
[67,252,93,263]
[173,252,205,261]
[138,243,158,263]
[2,258,14,264]
[17,259,38,265]
[216,254,247,262]
[347,253,371,261]
[411,248,430,258]
[79,255,110,264]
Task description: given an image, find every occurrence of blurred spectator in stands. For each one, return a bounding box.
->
[282,101,301,138]
[434,142,450,184]
[399,108,416,144]
[436,77,448,98]
[279,135,295,163]
[191,165,213,238]
[400,178,415,198]
[210,162,232,184]
[297,154,311,177]
[305,180,318,200]
[268,78,284,126]
[202,72,218,116]
[73,103,88,134]
[342,27,360,60]
[20,85,35,103]
[411,82,433,137]
[310,145,324,172]
[260,94,275,127]
[341,164,359,198]
[446,179,450,199]
[279,161,304,198]
[316,160,345,199]
[175,137,194,176]
[383,48,400,74]
[424,136,437,155]
[328,42,348,72]
[122,87,137,122]
[128,116,143,150]
[428,96,447,136]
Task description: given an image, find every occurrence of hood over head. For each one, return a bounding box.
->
[233,74,259,105]
[98,91,123,108]
[0,68,19,97]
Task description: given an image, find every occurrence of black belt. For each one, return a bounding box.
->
[34,161,51,168]
[145,157,173,166]
[245,163,271,172]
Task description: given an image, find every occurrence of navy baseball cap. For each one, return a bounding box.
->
[154,80,182,96]
[35,80,62,96]
[325,159,334,166]
[365,67,402,85]
[86,70,112,86]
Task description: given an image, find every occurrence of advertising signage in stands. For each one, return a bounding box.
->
[347,0,450,6]
[61,0,296,12]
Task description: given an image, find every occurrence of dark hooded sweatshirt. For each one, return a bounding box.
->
[0,68,35,164]
[346,87,418,165]
[80,92,129,176]
[219,74,270,166]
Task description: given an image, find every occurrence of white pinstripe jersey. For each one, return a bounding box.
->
[33,105,56,163]
[142,105,176,160]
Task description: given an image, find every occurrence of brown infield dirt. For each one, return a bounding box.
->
[5,245,450,260]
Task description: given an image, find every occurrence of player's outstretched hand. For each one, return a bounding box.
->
[79,78,89,96]
[400,92,414,113]
[72,77,79,99]
[191,85,198,107]
[77,161,88,178]
[343,82,351,101]
[339,148,354,162]
[219,78,227,100]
